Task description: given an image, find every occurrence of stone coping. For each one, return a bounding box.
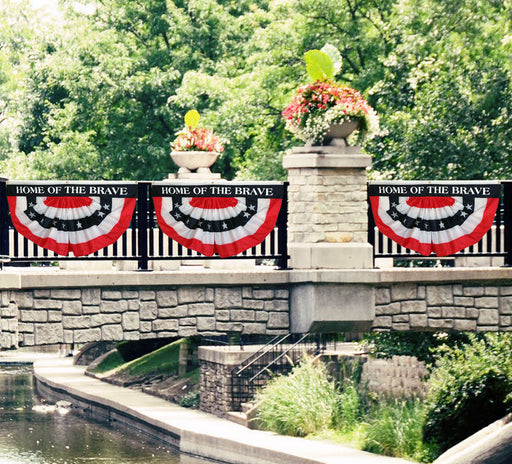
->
[1,267,512,289]
[198,345,266,366]
[33,358,411,464]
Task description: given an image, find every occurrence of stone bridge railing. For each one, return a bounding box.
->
[2,142,512,348]
[2,266,512,348]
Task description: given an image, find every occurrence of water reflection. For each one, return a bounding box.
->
[0,366,181,464]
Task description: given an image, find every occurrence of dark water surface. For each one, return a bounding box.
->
[0,365,181,464]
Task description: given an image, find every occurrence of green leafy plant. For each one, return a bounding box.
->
[365,331,472,364]
[255,356,339,437]
[171,109,225,152]
[363,398,428,461]
[282,44,378,144]
[332,382,361,431]
[180,389,200,409]
[423,333,512,453]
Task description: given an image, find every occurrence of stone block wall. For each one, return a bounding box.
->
[198,345,258,417]
[287,166,368,244]
[361,355,429,398]
[0,291,18,349]
[373,282,512,331]
[199,359,235,417]
[1,285,290,348]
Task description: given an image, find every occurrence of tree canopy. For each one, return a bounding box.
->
[0,0,511,181]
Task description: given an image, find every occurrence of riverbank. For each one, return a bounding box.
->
[32,357,413,464]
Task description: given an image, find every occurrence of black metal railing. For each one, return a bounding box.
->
[0,180,289,270]
[368,181,512,266]
[230,333,327,411]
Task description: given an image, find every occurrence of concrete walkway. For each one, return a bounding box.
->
[32,358,413,464]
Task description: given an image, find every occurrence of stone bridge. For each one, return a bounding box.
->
[1,266,512,348]
[2,143,511,348]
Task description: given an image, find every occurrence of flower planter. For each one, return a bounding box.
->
[324,119,360,140]
[171,151,220,173]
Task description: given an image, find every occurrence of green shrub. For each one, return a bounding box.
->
[365,331,472,364]
[333,382,361,431]
[423,333,512,453]
[255,357,339,437]
[180,390,200,409]
[363,399,427,461]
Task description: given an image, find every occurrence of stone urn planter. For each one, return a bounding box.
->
[171,151,220,174]
[323,119,360,146]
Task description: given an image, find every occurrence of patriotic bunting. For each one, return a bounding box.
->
[7,182,137,256]
[369,182,500,257]
[152,182,284,258]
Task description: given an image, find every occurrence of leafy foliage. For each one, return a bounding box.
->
[365,331,472,364]
[256,356,432,461]
[255,357,339,437]
[180,389,200,409]
[304,50,334,81]
[1,0,512,181]
[362,399,428,461]
[423,333,512,453]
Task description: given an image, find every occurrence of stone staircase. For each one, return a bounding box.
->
[227,402,259,429]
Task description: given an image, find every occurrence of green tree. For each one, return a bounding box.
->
[3,0,512,182]
[368,0,512,180]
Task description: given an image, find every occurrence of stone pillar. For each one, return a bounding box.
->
[283,143,375,333]
[283,143,373,269]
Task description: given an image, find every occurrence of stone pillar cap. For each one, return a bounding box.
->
[283,151,372,169]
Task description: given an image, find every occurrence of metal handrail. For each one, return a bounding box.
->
[233,334,290,376]
[248,333,311,382]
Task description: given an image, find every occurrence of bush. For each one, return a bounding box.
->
[180,390,200,409]
[363,399,428,461]
[255,357,339,437]
[365,331,472,364]
[423,333,512,453]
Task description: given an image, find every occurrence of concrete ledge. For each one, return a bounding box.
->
[0,268,291,289]
[34,358,411,464]
[198,345,262,366]
[290,243,374,269]
[2,266,512,290]
[290,145,365,155]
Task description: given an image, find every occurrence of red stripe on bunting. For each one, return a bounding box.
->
[153,196,282,258]
[370,196,499,257]
[7,196,136,257]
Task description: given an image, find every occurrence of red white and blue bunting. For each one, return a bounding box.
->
[369,182,500,257]
[7,182,137,256]
[152,182,284,258]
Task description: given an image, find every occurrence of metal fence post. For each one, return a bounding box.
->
[503,181,512,266]
[137,182,150,271]
[277,182,289,269]
[367,185,376,266]
[0,178,9,263]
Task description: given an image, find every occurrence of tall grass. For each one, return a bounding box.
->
[333,382,360,431]
[362,398,428,461]
[255,357,433,461]
[255,357,339,437]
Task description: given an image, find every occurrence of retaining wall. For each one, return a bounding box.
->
[373,281,512,332]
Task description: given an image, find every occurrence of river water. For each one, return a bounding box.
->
[0,365,181,464]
